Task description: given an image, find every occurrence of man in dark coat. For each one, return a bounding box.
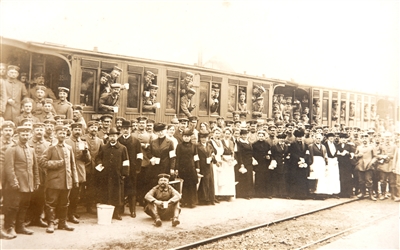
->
[287,129,313,199]
[336,133,356,198]
[95,128,129,220]
[118,120,143,218]
[252,130,272,198]
[42,125,78,233]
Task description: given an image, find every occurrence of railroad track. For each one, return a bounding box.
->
[170,198,360,250]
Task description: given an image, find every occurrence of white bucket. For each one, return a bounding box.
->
[97,204,115,225]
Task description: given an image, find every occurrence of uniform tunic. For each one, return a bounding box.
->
[53,100,73,119]
[3,78,28,122]
[270,142,290,197]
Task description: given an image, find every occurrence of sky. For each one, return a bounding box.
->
[1,0,399,97]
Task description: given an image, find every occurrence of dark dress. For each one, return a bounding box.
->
[176,141,199,206]
[197,142,215,204]
[270,143,290,197]
[235,140,255,199]
[287,141,312,199]
[337,143,355,197]
[252,140,272,197]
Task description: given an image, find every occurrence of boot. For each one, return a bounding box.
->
[45,205,55,233]
[1,229,16,239]
[112,207,122,220]
[6,227,17,238]
[172,217,180,227]
[58,206,75,231]
[67,214,80,224]
[369,191,377,201]
[46,222,55,234]
[129,196,136,218]
[16,206,34,235]
[16,223,34,235]
[357,187,366,199]
[155,216,162,227]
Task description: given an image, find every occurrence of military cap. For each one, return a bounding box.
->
[170,115,179,124]
[136,116,148,122]
[153,123,167,132]
[121,120,131,128]
[257,130,266,136]
[63,119,74,125]
[367,129,375,134]
[107,127,120,135]
[20,72,27,77]
[130,119,138,123]
[212,127,222,133]
[315,125,322,130]
[353,127,361,132]
[71,123,83,129]
[149,84,159,90]
[147,119,155,124]
[232,111,240,116]
[32,123,45,129]
[21,97,34,105]
[36,85,47,92]
[87,120,99,128]
[209,120,217,125]
[54,115,66,121]
[158,173,170,179]
[293,129,305,137]
[275,121,284,127]
[182,128,194,136]
[187,88,196,94]
[73,105,83,111]
[273,110,281,114]
[178,118,189,123]
[16,126,31,133]
[100,114,113,121]
[268,124,277,129]
[266,118,274,122]
[276,133,287,139]
[304,124,312,130]
[322,125,329,129]
[43,119,57,125]
[339,133,349,138]
[234,120,242,125]
[44,98,53,104]
[198,131,210,138]
[217,116,224,120]
[286,122,295,128]
[185,72,194,77]
[247,120,257,125]
[1,121,15,130]
[188,116,198,123]
[58,87,69,93]
[256,85,266,93]
[101,72,111,79]
[240,128,249,135]
[115,117,126,123]
[325,132,335,138]
[110,83,121,89]
[54,125,68,132]
[283,112,290,117]
[8,65,20,71]
[112,66,123,72]
[225,120,233,126]
[20,118,34,125]
[146,71,155,76]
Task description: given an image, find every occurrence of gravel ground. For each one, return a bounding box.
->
[2,197,388,250]
[191,199,399,250]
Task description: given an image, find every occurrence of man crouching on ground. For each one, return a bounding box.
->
[144,173,181,227]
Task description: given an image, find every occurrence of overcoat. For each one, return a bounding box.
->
[196,142,215,203]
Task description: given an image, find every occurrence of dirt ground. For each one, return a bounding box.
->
[1,197,356,249]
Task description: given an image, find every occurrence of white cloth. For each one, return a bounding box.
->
[310,156,330,195]
[326,157,341,195]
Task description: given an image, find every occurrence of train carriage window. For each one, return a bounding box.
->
[199,82,209,115]
[210,83,221,115]
[127,73,141,109]
[228,85,237,113]
[80,69,97,107]
[166,77,178,112]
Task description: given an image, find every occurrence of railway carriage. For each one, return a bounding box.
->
[1,37,397,129]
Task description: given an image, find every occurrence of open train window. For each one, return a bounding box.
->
[80,68,96,107]
[199,81,209,115]
[127,73,141,109]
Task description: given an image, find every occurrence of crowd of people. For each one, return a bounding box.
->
[1,63,399,240]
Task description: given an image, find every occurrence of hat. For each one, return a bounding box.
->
[121,120,131,128]
[209,120,217,125]
[217,116,224,120]
[147,119,155,124]
[275,121,284,127]
[257,130,266,136]
[20,118,33,125]
[293,129,305,137]
[247,120,257,125]
[130,119,138,123]
[112,66,123,72]
[71,123,83,129]
[182,128,194,136]
[149,84,159,90]
[101,72,111,79]
[286,122,295,128]
[21,98,34,105]
[73,105,83,111]
[63,119,74,125]
[87,120,99,128]
[325,132,335,138]
[158,173,170,179]
[188,116,198,123]
[276,133,287,139]
[146,71,156,77]
[44,98,53,104]
[367,129,375,134]
[110,83,121,89]
[170,115,179,124]
[234,120,241,125]
[100,114,113,121]
[338,133,349,139]
[32,123,45,129]
[58,87,69,93]
[178,118,189,123]
[136,116,148,122]
[43,119,56,125]
[268,125,277,129]
[185,72,194,77]
[232,111,240,116]
[322,125,329,129]
[225,120,233,126]
[304,124,312,130]
[240,128,249,135]
[154,123,167,132]
[187,88,196,94]
[115,117,126,123]
[1,121,15,130]
[8,65,20,72]
[198,131,210,138]
[257,85,266,93]
[54,125,68,132]
[20,72,27,77]
[36,86,47,91]
[16,126,31,133]
[107,127,120,135]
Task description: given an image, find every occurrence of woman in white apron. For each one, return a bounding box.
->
[324,132,341,197]
[308,133,329,198]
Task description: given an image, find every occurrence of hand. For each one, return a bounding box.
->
[121,175,126,180]
[34,184,39,191]
[196,168,200,173]
[12,184,20,190]
[170,169,175,175]
[154,200,163,206]
[73,183,79,188]
[7,99,15,105]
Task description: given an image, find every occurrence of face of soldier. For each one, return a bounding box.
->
[102,119,112,129]
[100,76,108,84]
[112,88,121,96]
[108,133,118,144]
[158,177,168,189]
[277,126,284,133]
[362,135,369,144]
[7,69,19,79]
[73,111,81,121]
[19,131,30,144]
[185,75,193,83]
[131,123,138,131]
[138,121,146,131]
[36,89,45,99]
[23,102,33,113]
[2,128,14,140]
[110,70,120,79]
[36,76,45,85]
[72,128,82,138]
[45,123,54,133]
[150,89,157,97]
[268,128,276,136]
[56,130,67,143]
[116,120,123,128]
[59,91,68,101]
[33,127,45,139]
[146,123,154,133]
[20,76,27,83]
[121,127,131,136]
[179,122,187,131]
[88,125,98,136]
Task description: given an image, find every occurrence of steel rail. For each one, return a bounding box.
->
[170,198,359,250]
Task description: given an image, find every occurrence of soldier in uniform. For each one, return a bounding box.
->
[72,105,87,132]
[3,65,28,123]
[25,123,50,228]
[65,123,91,223]
[97,114,113,143]
[180,72,194,97]
[15,98,40,126]
[99,83,121,113]
[3,126,39,237]
[38,98,55,122]
[28,73,57,100]
[180,87,196,118]
[42,125,79,233]
[53,87,73,119]
[115,116,126,133]
[43,119,58,145]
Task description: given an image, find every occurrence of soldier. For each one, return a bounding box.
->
[53,87,73,119]
[3,126,39,236]
[28,73,57,100]
[180,87,196,118]
[144,173,181,227]
[143,84,160,113]
[99,72,112,94]
[38,98,55,122]
[43,119,58,145]
[25,123,50,228]
[97,114,113,143]
[31,85,47,116]
[42,125,79,233]
[65,123,91,223]
[15,98,40,126]
[3,65,28,122]
[180,72,194,97]
[115,116,126,133]
[72,105,87,132]
[95,127,129,220]
[118,120,143,217]
[99,83,121,113]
